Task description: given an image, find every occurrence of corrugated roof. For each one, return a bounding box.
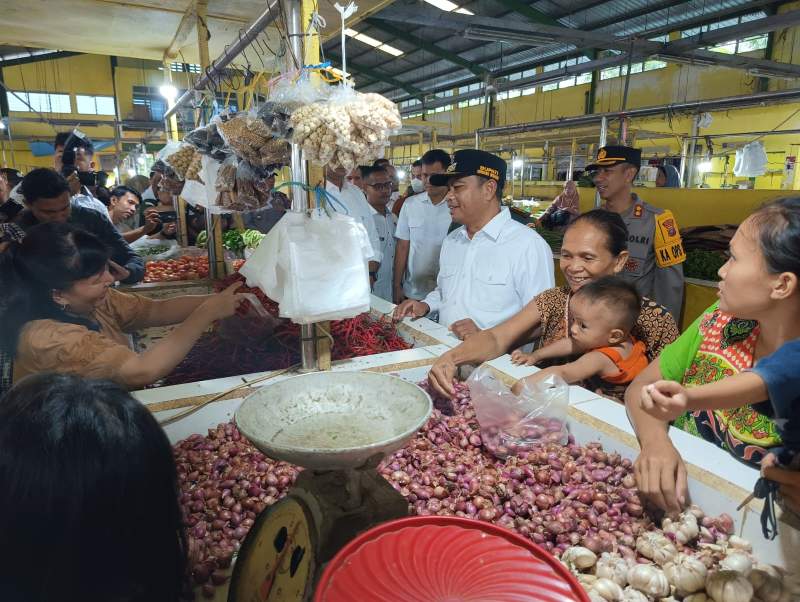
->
[324,0,773,99]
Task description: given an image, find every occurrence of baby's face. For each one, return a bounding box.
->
[568,295,618,351]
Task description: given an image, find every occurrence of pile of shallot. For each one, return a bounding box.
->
[173,381,796,601]
[174,422,298,599]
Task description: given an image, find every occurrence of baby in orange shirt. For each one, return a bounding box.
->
[511,276,648,389]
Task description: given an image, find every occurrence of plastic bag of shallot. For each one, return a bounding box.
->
[467,366,569,459]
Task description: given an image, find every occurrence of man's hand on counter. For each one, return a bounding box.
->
[449,318,480,341]
[393,299,429,321]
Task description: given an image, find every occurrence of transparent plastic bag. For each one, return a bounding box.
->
[214,111,288,168]
[467,366,569,459]
[184,123,230,161]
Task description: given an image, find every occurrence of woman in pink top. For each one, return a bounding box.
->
[537,180,581,229]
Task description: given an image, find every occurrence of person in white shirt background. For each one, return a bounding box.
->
[141,162,166,204]
[325,165,383,284]
[347,166,366,191]
[362,166,397,302]
[374,158,402,212]
[408,161,424,194]
[394,149,554,340]
[393,149,453,304]
[57,133,111,219]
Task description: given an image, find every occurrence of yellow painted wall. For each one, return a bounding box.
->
[1,54,244,172]
[522,185,791,228]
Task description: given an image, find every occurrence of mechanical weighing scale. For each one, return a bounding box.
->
[227,370,432,601]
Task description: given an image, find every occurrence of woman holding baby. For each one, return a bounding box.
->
[427,200,800,515]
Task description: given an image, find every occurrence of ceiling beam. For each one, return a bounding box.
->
[364,18,490,77]
[586,0,691,31]
[0,51,83,69]
[489,0,566,28]
[164,0,199,61]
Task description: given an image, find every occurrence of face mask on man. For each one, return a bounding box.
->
[410,178,425,193]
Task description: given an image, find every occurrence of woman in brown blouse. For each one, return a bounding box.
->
[428,210,679,399]
[1,222,244,390]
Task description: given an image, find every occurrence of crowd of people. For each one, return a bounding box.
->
[0,135,798,600]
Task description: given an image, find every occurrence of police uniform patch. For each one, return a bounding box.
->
[633,204,644,218]
[654,210,685,268]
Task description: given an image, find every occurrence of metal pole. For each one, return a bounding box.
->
[474,130,480,150]
[164,0,281,120]
[685,114,700,189]
[678,137,689,187]
[595,116,608,208]
[568,137,577,181]
[285,0,317,372]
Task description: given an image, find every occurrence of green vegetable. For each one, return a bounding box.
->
[195,230,209,249]
[684,250,726,282]
[136,245,172,257]
[241,229,266,249]
[223,229,245,253]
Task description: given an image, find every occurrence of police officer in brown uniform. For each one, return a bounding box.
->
[588,146,685,321]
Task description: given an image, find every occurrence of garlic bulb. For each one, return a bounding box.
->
[627,564,671,598]
[706,570,754,602]
[636,532,678,566]
[596,552,631,587]
[662,511,700,544]
[621,586,650,602]
[663,553,708,595]
[684,595,711,602]
[720,551,753,577]
[727,535,752,552]
[748,570,786,602]
[578,573,598,587]
[592,578,624,601]
[562,546,598,570]
[588,591,607,602]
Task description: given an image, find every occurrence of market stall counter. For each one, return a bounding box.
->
[136,347,798,601]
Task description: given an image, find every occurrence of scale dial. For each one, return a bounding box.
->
[228,495,315,602]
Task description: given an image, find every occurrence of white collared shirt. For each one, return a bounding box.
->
[325,180,382,263]
[395,192,452,300]
[422,208,555,330]
[369,204,397,302]
[71,188,110,220]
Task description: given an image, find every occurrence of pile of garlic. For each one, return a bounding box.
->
[560,506,796,602]
[289,91,401,170]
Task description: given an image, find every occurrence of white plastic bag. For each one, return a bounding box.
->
[129,236,179,261]
[241,209,374,324]
[467,366,569,459]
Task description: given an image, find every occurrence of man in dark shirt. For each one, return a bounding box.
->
[15,168,144,284]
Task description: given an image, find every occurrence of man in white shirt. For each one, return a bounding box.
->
[325,166,382,282]
[393,149,452,304]
[142,162,166,204]
[363,166,397,301]
[394,149,554,340]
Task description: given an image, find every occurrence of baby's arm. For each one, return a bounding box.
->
[515,351,614,389]
[511,336,578,366]
[640,372,768,422]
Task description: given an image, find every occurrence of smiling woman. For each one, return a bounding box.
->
[427,209,680,400]
[0,222,247,390]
